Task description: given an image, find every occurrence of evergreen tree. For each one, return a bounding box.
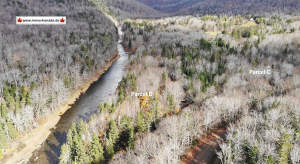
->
[0,102,7,119]
[7,121,18,140]
[20,86,26,104]
[10,83,17,98]
[119,87,125,103]
[104,120,119,159]
[67,123,77,148]
[167,94,175,112]
[137,111,146,132]
[3,86,10,100]
[267,155,275,164]
[243,144,258,164]
[279,133,292,164]
[127,119,135,149]
[72,135,88,163]
[66,123,88,163]
[89,133,104,163]
[108,103,116,113]
[199,38,212,50]
[0,123,8,148]
[153,97,161,120]
[98,103,106,113]
[59,144,71,164]
[0,148,2,160]
[77,120,88,137]
[119,116,135,149]
[145,108,155,131]
[104,138,114,160]
[14,94,21,114]
[25,92,31,105]
[232,29,241,40]
[120,115,130,130]
[107,120,119,143]
[7,95,15,110]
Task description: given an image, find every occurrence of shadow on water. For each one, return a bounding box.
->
[45,143,60,164]
[30,28,128,164]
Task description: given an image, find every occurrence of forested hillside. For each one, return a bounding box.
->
[138,0,300,16]
[59,15,300,164]
[91,0,300,20]
[0,0,118,159]
[117,15,300,164]
[138,0,200,13]
[93,0,163,20]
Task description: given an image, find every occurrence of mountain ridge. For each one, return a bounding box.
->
[138,0,300,16]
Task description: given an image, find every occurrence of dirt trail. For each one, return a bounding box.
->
[1,54,119,164]
[181,128,227,164]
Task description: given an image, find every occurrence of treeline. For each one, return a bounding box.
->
[0,0,118,157]
[137,0,300,16]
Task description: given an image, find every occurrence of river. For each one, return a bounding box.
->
[29,27,128,164]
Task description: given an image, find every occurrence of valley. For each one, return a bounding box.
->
[0,0,299,164]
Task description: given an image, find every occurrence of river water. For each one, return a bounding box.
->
[29,27,128,164]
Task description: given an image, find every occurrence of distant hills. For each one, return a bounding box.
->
[138,0,300,16]
[138,0,199,13]
[97,0,163,20]
[100,0,300,20]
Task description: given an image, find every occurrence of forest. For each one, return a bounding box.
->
[59,15,300,164]
[0,0,118,160]
[0,0,299,163]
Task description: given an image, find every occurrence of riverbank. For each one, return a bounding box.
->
[1,54,120,164]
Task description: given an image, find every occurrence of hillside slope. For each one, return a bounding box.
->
[97,0,163,20]
[0,0,118,161]
[138,0,200,13]
[112,15,300,164]
[57,15,300,164]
